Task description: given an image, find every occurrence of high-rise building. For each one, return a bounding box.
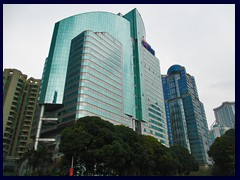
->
[3,69,40,158]
[162,64,210,166]
[209,121,230,144]
[32,9,169,147]
[213,101,235,129]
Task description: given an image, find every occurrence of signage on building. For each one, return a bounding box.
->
[142,40,155,55]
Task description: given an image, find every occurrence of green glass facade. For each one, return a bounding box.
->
[140,46,169,145]
[63,30,125,125]
[39,11,134,117]
[36,9,169,146]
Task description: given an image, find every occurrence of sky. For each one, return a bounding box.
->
[3,4,235,129]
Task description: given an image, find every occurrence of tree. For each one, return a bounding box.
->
[30,144,53,175]
[113,125,144,175]
[17,145,53,176]
[60,116,119,175]
[170,145,199,175]
[208,129,235,176]
[17,148,35,175]
[59,116,200,176]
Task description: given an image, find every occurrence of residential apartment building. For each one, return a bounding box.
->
[3,69,40,158]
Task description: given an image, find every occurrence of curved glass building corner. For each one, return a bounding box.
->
[38,11,135,117]
[35,8,169,147]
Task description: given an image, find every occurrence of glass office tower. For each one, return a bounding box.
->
[162,65,210,166]
[33,9,169,147]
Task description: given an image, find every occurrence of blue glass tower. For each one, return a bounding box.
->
[162,65,210,166]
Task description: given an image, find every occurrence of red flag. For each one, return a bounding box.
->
[69,167,74,176]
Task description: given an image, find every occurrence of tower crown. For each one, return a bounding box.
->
[167,64,184,75]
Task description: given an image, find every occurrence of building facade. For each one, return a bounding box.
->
[209,121,230,145]
[213,101,235,129]
[3,69,40,158]
[32,9,169,147]
[162,65,210,166]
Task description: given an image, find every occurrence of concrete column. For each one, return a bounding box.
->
[131,117,135,131]
[34,105,44,150]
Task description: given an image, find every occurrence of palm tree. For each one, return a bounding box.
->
[17,145,53,176]
[17,148,35,175]
[30,145,53,175]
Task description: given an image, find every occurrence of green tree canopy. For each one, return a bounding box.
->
[59,116,199,176]
[18,145,53,176]
[208,129,235,176]
[170,145,199,175]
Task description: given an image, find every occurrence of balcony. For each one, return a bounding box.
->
[22,125,30,130]
[4,129,12,135]
[29,92,37,97]
[25,110,33,115]
[24,120,32,125]
[17,149,25,154]
[10,107,17,112]
[25,114,33,118]
[14,91,21,96]
[5,124,13,131]
[26,106,34,110]
[21,133,29,137]
[9,110,16,115]
[23,123,31,127]
[30,85,39,90]
[3,141,10,146]
[3,149,8,154]
[11,101,18,107]
[3,136,11,141]
[19,139,28,144]
[28,100,36,104]
[27,103,35,108]
[18,144,26,148]
[22,129,29,133]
